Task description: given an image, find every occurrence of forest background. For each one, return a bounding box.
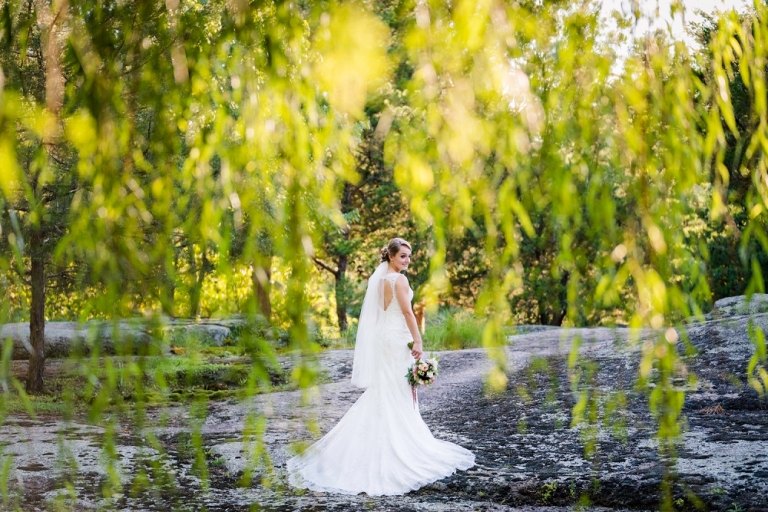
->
[2,0,762,336]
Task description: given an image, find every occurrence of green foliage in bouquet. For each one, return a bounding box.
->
[406,356,439,387]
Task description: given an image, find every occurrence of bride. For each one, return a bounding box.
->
[287,237,475,496]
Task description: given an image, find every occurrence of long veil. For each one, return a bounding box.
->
[351,261,388,388]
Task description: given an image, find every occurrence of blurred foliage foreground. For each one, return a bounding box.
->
[2,0,768,509]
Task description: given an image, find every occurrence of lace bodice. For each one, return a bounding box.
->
[382,272,413,315]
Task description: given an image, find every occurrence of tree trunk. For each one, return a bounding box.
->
[335,253,348,333]
[538,307,550,326]
[25,0,67,394]
[26,229,46,393]
[552,271,570,326]
[163,248,179,317]
[189,244,207,317]
[252,253,272,321]
[413,299,426,334]
[334,181,354,333]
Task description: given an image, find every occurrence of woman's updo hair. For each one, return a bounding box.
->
[380,237,412,263]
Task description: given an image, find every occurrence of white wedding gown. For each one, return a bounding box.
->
[286,272,475,495]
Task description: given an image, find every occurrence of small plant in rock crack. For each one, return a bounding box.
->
[591,477,601,495]
[541,481,558,503]
[727,503,744,512]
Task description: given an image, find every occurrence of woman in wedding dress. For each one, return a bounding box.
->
[286,237,475,496]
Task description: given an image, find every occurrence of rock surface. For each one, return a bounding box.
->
[1,318,245,360]
[2,311,767,511]
[708,293,768,319]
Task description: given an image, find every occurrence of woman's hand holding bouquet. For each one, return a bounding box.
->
[406,342,439,406]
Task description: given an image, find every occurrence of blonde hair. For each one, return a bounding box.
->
[380,237,412,263]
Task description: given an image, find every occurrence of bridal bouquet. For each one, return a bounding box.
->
[406,342,439,387]
[406,357,439,387]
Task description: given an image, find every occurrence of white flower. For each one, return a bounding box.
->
[427,371,434,378]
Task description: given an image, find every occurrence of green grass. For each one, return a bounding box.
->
[423,308,486,351]
[1,309,488,419]
[0,324,341,419]
[336,322,358,348]
[333,308,488,351]
[1,391,75,416]
[1,349,290,418]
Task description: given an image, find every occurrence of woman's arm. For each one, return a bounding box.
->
[395,274,423,360]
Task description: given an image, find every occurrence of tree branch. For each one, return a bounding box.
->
[312,257,339,278]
